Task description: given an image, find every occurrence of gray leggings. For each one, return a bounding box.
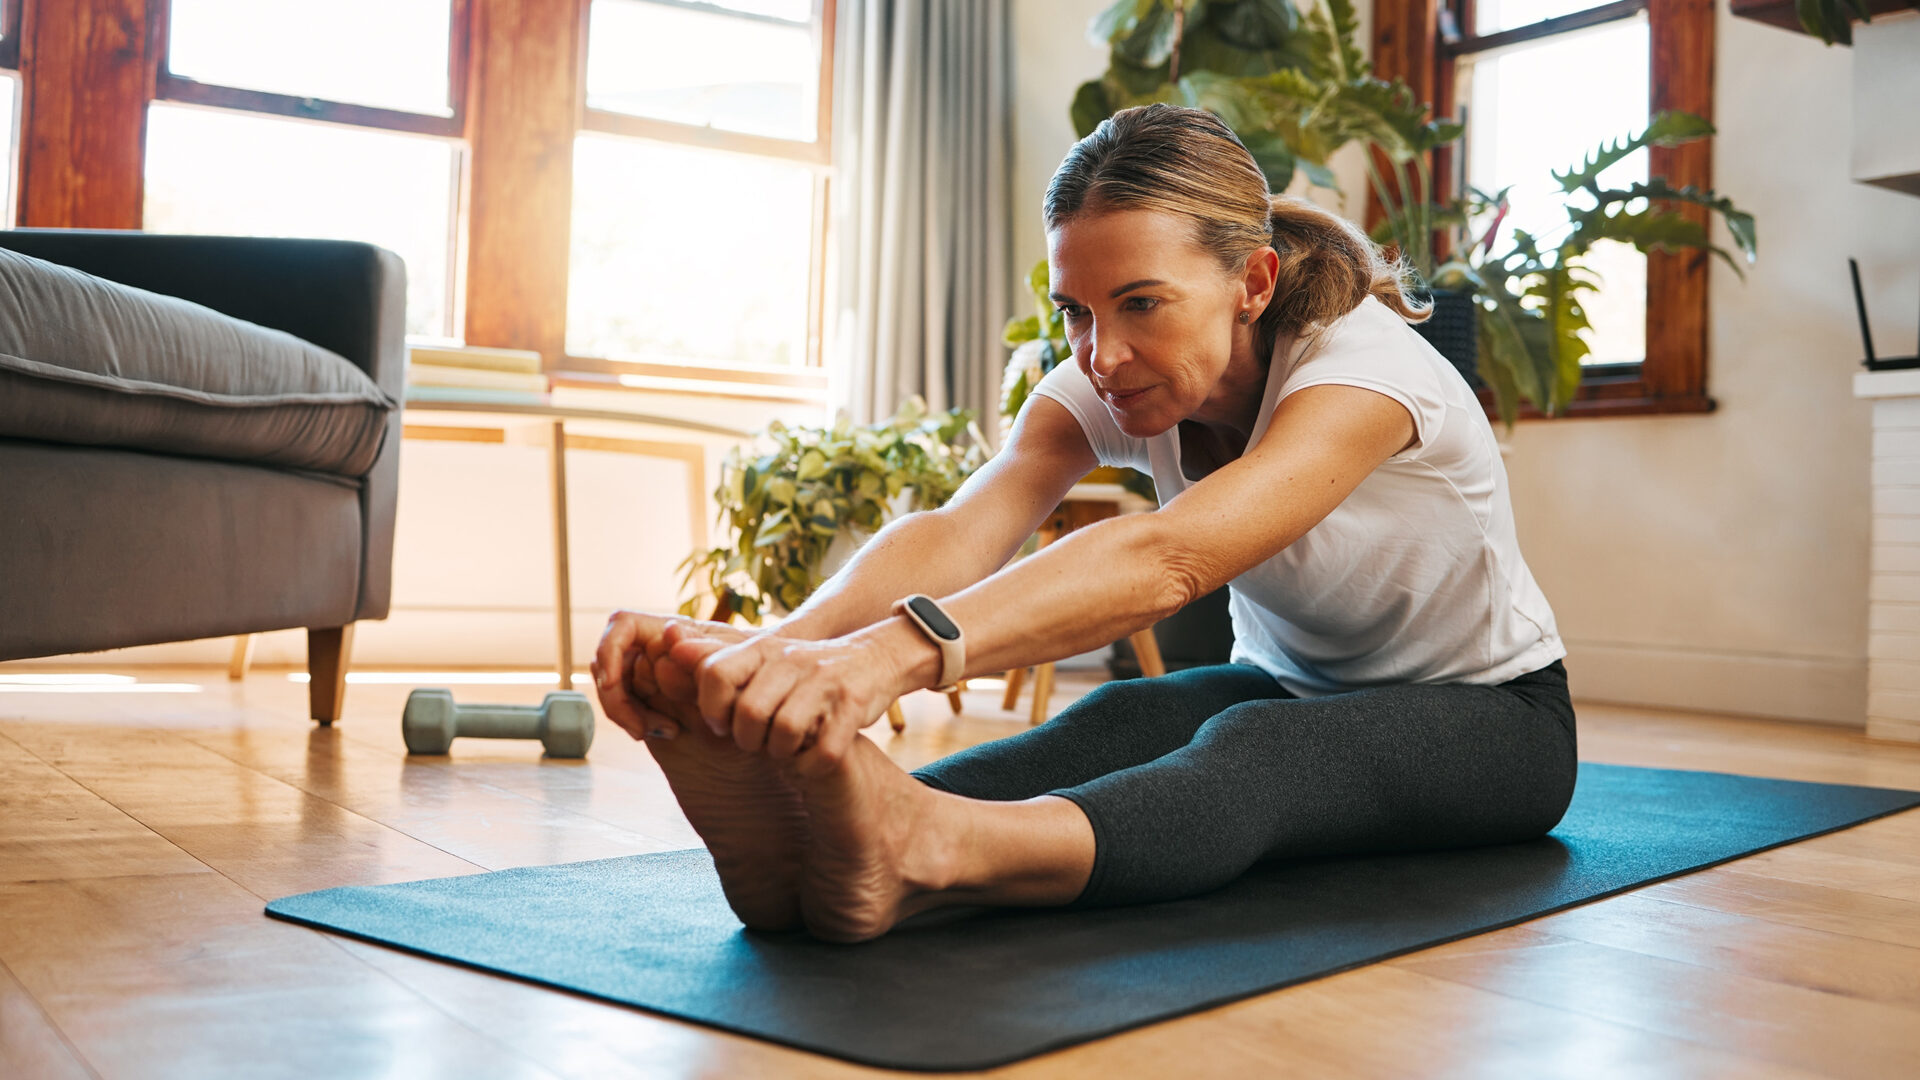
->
[913,660,1577,907]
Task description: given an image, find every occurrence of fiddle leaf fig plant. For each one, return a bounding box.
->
[680,398,987,624]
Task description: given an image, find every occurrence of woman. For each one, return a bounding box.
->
[590,104,1575,944]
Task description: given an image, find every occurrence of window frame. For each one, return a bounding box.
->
[141,0,474,340]
[1373,0,1717,422]
[561,0,836,385]
[9,0,835,396]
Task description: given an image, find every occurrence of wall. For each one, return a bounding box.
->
[1009,0,1920,726]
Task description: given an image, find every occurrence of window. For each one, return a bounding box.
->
[1375,0,1716,418]
[144,0,467,339]
[567,0,834,376]
[1457,3,1650,365]
[11,0,837,390]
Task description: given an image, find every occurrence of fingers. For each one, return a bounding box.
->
[730,662,805,754]
[792,709,860,780]
[662,616,750,649]
[594,610,664,695]
[764,681,831,760]
[591,668,682,742]
[681,637,765,737]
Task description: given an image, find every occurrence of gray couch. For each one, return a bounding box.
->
[0,230,406,722]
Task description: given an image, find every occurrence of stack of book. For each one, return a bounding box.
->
[407,345,549,405]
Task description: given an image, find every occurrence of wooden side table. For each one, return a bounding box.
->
[1003,482,1166,724]
[228,398,748,689]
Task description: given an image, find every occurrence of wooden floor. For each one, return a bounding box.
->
[2,667,1919,1080]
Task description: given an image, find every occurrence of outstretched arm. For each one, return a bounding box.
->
[680,382,1416,765]
[592,396,1095,738]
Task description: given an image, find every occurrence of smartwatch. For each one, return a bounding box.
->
[893,594,966,691]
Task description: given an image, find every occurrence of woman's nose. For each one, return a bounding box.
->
[1085,325,1126,379]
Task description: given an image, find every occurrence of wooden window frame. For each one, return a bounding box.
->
[1374,0,1717,422]
[560,0,837,385]
[10,0,835,395]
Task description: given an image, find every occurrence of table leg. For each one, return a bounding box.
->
[550,419,574,691]
[227,635,254,682]
[1029,663,1054,725]
[1129,627,1167,678]
[1000,667,1025,711]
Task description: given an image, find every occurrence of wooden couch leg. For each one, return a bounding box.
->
[308,625,355,725]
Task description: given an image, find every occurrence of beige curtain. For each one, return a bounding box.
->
[827,0,1013,424]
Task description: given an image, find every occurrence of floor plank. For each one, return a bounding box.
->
[1637,867,1920,948]
[0,957,97,1080]
[1395,930,1920,1078]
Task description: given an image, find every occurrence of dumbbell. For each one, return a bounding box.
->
[402,689,595,758]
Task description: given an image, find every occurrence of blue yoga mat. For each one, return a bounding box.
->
[267,764,1920,1071]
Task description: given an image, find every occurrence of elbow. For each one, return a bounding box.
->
[1141,518,1214,622]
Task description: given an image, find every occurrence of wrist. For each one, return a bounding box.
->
[856,616,945,696]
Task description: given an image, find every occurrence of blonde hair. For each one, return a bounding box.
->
[1043,103,1427,355]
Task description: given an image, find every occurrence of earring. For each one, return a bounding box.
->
[1237,311,1251,324]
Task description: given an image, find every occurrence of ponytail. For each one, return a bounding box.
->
[1257,195,1429,356]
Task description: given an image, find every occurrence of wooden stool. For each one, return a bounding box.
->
[1002,485,1167,724]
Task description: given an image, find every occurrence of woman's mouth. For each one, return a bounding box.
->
[1102,385,1153,406]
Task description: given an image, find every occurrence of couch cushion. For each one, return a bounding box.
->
[0,245,395,476]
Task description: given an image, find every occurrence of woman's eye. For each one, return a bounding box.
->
[1124,296,1158,312]
[1057,306,1086,320]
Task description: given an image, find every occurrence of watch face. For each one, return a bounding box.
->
[906,595,961,640]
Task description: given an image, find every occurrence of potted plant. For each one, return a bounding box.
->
[680,398,987,624]
[1428,113,1759,429]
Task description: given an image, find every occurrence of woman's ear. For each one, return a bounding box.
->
[1243,246,1280,317]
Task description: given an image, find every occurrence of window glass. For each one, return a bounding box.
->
[0,74,14,227]
[568,134,814,366]
[1473,0,1623,36]
[1461,16,1649,365]
[168,0,453,116]
[587,0,818,142]
[144,104,459,338]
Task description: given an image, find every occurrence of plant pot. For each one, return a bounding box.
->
[1107,586,1234,679]
[1410,287,1481,391]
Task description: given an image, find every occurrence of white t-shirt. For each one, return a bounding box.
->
[1030,293,1566,697]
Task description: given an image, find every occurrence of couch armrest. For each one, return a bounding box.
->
[0,229,409,620]
[0,230,406,398]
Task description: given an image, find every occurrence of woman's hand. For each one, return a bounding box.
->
[667,625,932,767]
[591,611,749,741]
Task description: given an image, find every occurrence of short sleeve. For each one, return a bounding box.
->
[1027,359,1150,471]
[1274,297,1450,460]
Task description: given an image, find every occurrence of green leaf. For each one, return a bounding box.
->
[1239,129,1296,193]
[1111,1,1181,67]
[1567,205,1747,277]
[1551,111,1715,194]
[1532,261,1595,414]
[1089,0,1157,46]
[1602,179,1758,265]
[1070,79,1112,139]
[1209,0,1296,50]
[1002,314,1041,347]
[795,449,827,482]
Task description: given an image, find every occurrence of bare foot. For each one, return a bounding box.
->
[781,733,959,943]
[646,722,811,933]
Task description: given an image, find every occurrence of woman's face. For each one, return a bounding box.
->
[1047,208,1264,439]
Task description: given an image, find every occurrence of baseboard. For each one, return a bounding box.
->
[1565,640,1867,728]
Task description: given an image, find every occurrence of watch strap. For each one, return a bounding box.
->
[893,594,965,691]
